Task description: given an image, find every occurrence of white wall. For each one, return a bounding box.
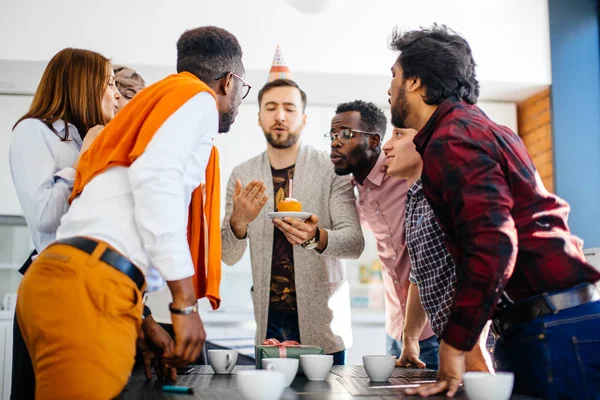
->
[0,95,31,215]
[0,0,551,101]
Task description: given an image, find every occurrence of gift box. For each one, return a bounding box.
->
[255,339,324,374]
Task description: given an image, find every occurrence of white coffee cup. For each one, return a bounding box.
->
[363,355,396,382]
[463,372,514,400]
[207,349,238,374]
[237,370,285,400]
[299,354,333,381]
[262,358,299,387]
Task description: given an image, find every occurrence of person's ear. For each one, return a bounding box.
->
[407,77,422,94]
[370,134,381,150]
[217,73,234,96]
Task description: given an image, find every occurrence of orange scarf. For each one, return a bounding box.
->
[70,71,221,309]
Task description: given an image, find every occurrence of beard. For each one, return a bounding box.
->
[332,140,372,177]
[219,111,234,133]
[333,162,351,176]
[391,85,412,129]
[263,125,301,149]
[218,90,240,133]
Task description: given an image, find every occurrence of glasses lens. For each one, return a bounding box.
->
[340,129,353,142]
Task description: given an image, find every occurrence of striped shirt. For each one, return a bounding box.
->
[406,179,456,337]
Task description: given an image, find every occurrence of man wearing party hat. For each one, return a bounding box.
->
[222,46,364,364]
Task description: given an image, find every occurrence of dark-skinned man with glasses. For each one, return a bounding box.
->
[221,54,364,365]
[328,100,439,369]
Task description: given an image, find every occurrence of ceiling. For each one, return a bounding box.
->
[0,0,551,102]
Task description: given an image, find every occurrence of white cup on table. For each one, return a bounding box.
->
[362,355,396,382]
[237,370,285,400]
[262,358,299,386]
[299,354,333,381]
[463,372,514,400]
[207,349,238,374]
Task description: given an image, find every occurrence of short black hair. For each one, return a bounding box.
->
[389,23,479,105]
[176,26,244,84]
[335,100,387,140]
[258,79,307,112]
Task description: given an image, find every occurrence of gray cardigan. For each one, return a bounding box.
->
[221,145,364,353]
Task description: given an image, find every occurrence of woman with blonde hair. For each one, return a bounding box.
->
[9,47,120,399]
[114,65,146,110]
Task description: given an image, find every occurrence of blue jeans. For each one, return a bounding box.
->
[495,297,600,400]
[386,334,439,370]
[266,309,346,365]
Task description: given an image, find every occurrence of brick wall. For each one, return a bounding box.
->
[517,88,554,192]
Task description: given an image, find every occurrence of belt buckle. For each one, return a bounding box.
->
[541,293,559,315]
[491,318,503,337]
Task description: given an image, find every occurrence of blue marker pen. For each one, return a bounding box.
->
[162,385,194,394]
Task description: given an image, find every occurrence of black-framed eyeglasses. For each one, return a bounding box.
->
[215,72,252,99]
[325,128,380,144]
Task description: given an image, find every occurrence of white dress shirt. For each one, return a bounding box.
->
[57,92,218,291]
[10,119,82,252]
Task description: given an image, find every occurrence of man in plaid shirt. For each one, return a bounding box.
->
[388,24,600,399]
[382,127,493,373]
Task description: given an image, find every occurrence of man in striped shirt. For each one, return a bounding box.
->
[329,101,439,369]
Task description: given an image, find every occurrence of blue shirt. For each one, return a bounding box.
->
[10,119,82,252]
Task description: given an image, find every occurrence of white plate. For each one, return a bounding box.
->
[265,211,313,221]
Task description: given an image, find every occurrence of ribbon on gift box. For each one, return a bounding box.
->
[262,338,302,358]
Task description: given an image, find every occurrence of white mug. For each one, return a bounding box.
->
[208,349,238,374]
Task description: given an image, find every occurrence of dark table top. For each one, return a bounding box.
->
[116,365,540,400]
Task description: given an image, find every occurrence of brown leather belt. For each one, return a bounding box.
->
[492,283,600,336]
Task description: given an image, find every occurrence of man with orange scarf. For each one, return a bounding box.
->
[16,26,250,400]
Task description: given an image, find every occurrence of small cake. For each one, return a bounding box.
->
[277,197,302,212]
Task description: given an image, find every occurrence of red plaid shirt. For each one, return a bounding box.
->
[414,97,600,351]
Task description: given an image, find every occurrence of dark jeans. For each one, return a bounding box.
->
[266,308,346,365]
[495,293,600,399]
[11,250,37,400]
[386,334,440,370]
[11,311,35,400]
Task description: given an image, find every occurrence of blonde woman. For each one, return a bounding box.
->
[114,65,146,109]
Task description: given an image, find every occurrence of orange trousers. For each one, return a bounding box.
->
[16,241,144,400]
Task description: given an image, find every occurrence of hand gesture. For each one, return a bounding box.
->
[163,312,206,368]
[137,315,177,380]
[405,340,465,397]
[230,180,268,236]
[73,125,104,169]
[397,338,426,369]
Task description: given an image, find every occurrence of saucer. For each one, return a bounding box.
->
[266,211,313,221]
